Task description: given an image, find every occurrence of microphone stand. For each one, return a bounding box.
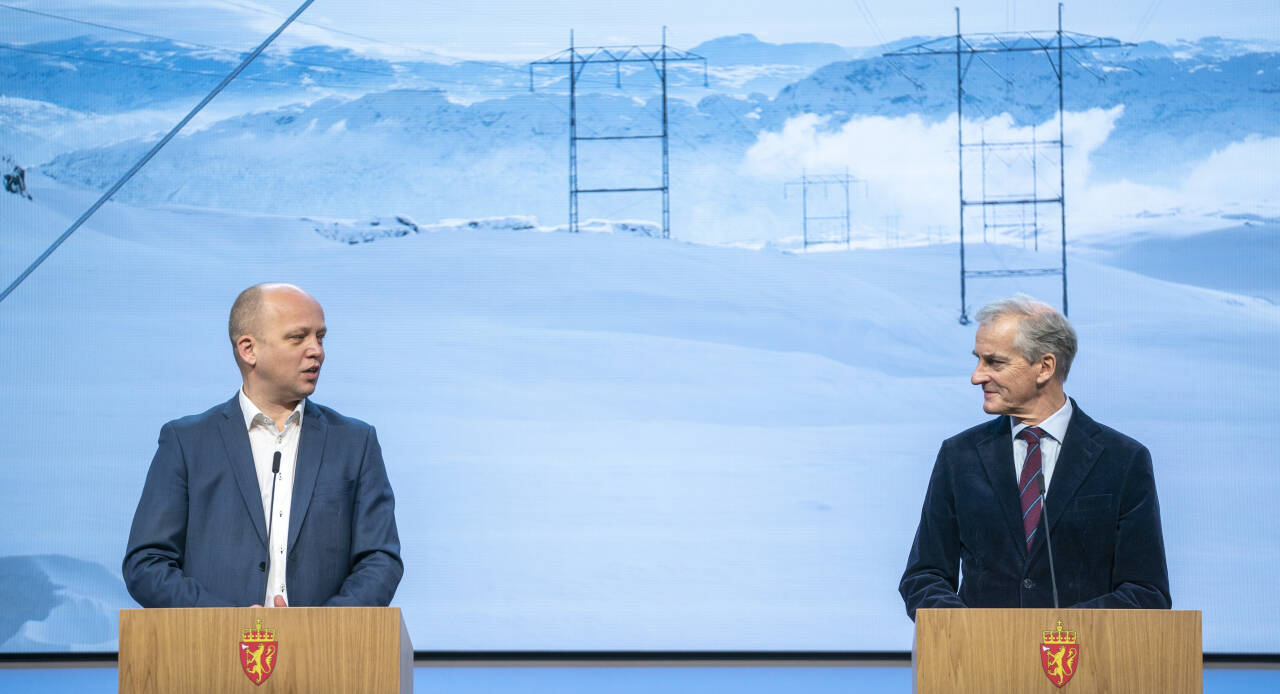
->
[264,450,281,604]
[1037,472,1061,609]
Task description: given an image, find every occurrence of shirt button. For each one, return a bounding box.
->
[1023,578,1035,589]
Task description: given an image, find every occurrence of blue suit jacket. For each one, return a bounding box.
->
[123,396,403,607]
[899,401,1170,619]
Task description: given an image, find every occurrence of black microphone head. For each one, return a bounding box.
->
[1036,469,1047,496]
[272,451,281,474]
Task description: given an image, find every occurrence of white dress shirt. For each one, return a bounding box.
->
[1010,397,1073,492]
[238,388,304,607]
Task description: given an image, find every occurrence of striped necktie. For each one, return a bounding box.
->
[1017,426,1048,550]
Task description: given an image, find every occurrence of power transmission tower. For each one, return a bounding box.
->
[784,169,857,249]
[885,3,1131,324]
[529,28,706,239]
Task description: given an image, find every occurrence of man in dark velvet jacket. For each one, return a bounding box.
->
[899,295,1171,620]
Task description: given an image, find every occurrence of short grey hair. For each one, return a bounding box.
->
[975,294,1077,382]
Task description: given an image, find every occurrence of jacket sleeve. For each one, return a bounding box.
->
[122,423,236,608]
[322,426,404,607]
[1070,444,1171,609]
[899,443,968,620]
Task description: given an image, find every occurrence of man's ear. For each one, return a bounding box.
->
[1036,353,1057,386]
[236,335,257,367]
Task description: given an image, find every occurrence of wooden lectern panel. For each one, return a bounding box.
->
[119,607,412,693]
[914,609,1201,694]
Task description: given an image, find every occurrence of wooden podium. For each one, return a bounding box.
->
[119,607,413,693]
[913,609,1201,693]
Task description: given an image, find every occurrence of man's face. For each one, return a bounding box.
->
[248,288,326,406]
[970,315,1044,417]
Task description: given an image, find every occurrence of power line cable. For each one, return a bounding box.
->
[4,0,540,87]
[0,2,399,79]
[213,0,650,86]
[853,0,889,48]
[1,3,202,44]
[1,40,554,97]
[0,0,317,305]
[0,41,369,90]
[212,0,398,46]
[1111,0,1164,75]
[1132,0,1164,45]
[209,0,534,79]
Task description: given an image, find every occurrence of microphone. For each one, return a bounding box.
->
[1036,472,1061,609]
[264,451,281,604]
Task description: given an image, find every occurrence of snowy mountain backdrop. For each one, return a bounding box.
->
[4,33,1278,242]
[2,24,1279,656]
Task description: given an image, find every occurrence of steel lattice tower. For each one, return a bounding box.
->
[530,28,706,239]
[785,170,858,249]
[885,4,1131,323]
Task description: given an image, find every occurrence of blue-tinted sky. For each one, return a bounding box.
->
[4,0,1278,59]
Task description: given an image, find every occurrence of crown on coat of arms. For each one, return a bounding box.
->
[241,619,276,643]
[1042,619,1077,645]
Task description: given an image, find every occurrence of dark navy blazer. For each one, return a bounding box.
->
[899,401,1171,619]
[123,396,403,607]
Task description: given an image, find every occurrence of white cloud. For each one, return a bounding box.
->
[1074,135,1280,231]
[742,107,1280,241]
[1184,135,1280,204]
[742,108,1124,236]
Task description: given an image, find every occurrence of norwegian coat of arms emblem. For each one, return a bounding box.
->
[239,618,278,686]
[1040,619,1080,688]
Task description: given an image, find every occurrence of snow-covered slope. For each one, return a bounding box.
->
[1,175,1277,651]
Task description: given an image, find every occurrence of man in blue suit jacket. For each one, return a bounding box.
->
[900,295,1170,619]
[123,283,402,607]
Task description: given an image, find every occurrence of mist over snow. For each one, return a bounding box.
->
[741,106,1280,238]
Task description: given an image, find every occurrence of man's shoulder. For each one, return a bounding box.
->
[1069,406,1148,454]
[942,416,1005,448]
[163,397,237,433]
[304,400,375,433]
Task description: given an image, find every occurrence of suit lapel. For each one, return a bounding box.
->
[1043,403,1103,536]
[976,416,1027,558]
[217,395,269,549]
[288,400,327,555]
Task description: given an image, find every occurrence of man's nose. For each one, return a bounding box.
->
[970,365,986,385]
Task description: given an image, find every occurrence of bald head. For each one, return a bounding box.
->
[229,283,320,363]
[229,283,326,417]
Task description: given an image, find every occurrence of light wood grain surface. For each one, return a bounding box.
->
[914,609,1201,694]
[119,607,412,693]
